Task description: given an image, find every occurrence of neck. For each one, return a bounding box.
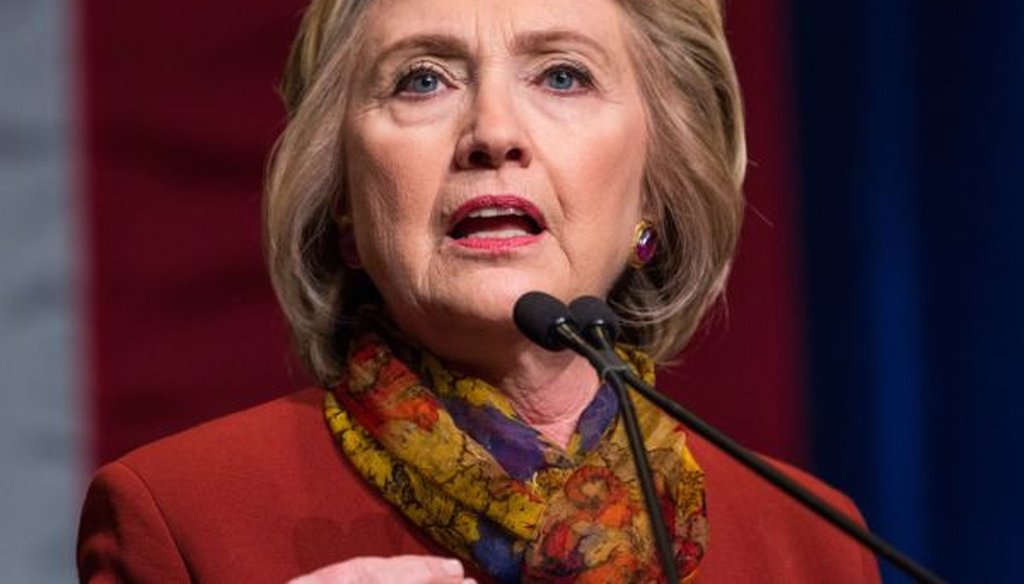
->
[491,351,600,449]
[446,339,601,449]
[393,309,602,449]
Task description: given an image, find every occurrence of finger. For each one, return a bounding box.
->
[359,555,463,583]
[290,555,466,584]
[416,556,465,582]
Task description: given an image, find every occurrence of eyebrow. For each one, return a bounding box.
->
[510,29,612,67]
[372,34,471,70]
[371,28,613,73]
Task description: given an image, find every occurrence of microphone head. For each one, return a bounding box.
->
[513,291,575,351]
[568,296,621,343]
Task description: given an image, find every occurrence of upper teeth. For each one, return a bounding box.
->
[466,207,526,219]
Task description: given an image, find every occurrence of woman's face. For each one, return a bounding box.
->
[345,0,648,355]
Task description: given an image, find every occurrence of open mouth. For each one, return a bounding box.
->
[447,196,546,242]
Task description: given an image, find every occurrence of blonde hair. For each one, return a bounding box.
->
[265,0,746,385]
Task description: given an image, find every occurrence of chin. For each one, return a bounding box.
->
[456,269,568,320]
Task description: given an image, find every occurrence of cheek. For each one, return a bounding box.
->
[552,111,647,246]
[542,101,647,293]
[346,119,450,249]
[343,114,465,314]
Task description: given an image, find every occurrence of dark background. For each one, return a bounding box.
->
[0,0,1003,581]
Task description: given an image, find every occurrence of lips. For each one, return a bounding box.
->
[447,195,546,241]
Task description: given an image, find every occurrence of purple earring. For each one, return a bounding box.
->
[338,216,362,269]
[630,220,657,268]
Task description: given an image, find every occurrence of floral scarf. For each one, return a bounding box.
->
[325,328,707,583]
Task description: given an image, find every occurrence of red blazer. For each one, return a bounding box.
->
[78,388,881,583]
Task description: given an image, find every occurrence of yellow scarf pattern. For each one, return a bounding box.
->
[325,330,707,582]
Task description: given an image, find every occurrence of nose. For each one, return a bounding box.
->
[454,79,532,170]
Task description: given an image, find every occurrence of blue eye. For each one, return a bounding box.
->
[408,72,439,93]
[542,65,592,93]
[548,69,573,89]
[395,66,445,96]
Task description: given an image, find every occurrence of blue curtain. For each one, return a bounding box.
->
[792,1,1024,582]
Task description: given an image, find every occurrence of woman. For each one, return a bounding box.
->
[78,0,881,582]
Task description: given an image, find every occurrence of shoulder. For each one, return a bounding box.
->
[117,387,329,479]
[686,432,881,583]
[78,388,438,582]
[78,458,192,582]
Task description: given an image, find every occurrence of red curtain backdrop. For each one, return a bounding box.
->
[668,0,806,463]
[81,0,806,467]
[81,1,308,462]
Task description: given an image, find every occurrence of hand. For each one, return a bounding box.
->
[288,555,477,584]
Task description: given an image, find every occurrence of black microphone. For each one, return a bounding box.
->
[565,296,946,584]
[513,291,680,583]
[513,292,629,380]
[512,291,606,360]
[568,295,621,349]
[512,291,575,351]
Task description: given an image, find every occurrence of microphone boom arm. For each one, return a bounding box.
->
[513,291,943,583]
[616,367,945,584]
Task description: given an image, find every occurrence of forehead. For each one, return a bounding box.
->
[360,0,630,51]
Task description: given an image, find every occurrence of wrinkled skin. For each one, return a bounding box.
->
[305,0,649,579]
